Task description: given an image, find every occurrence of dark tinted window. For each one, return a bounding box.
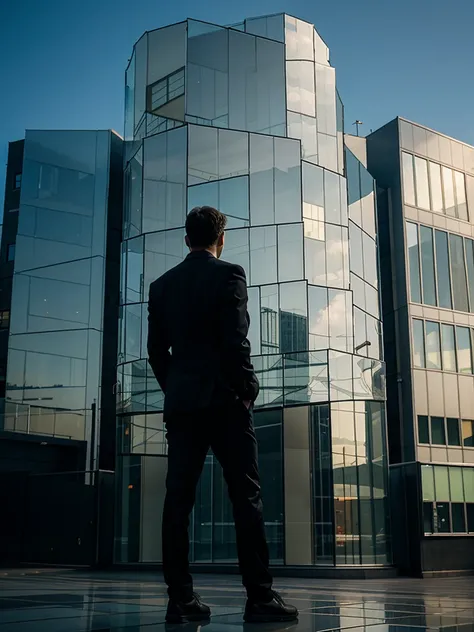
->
[451,503,466,533]
[418,415,430,444]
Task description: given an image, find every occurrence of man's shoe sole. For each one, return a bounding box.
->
[243,613,298,623]
[166,614,211,624]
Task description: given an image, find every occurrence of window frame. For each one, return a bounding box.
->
[13,172,22,190]
[7,244,15,262]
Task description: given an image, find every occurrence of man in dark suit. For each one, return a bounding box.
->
[148,206,297,625]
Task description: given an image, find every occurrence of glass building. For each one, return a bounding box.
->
[115,14,391,568]
[366,119,474,573]
[3,130,123,471]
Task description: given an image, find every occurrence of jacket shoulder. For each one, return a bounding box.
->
[215,258,246,278]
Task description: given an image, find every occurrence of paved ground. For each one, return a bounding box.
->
[0,568,473,631]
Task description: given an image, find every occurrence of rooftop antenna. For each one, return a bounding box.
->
[353,120,363,137]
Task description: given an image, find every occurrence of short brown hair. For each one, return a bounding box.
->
[185,206,227,249]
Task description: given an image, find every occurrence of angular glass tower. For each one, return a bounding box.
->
[116,14,391,567]
[4,130,123,469]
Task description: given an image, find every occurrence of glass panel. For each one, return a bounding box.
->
[125,304,142,362]
[434,230,452,309]
[308,285,329,350]
[351,273,365,311]
[286,61,315,116]
[360,167,376,238]
[247,286,260,356]
[250,134,274,226]
[412,319,425,368]
[328,290,352,353]
[429,162,443,212]
[142,127,187,234]
[303,161,324,216]
[362,232,377,289]
[402,152,415,206]
[125,52,135,141]
[454,171,468,221]
[317,133,338,173]
[349,220,364,277]
[465,239,474,312]
[188,180,218,212]
[446,418,461,446]
[245,15,284,43]
[219,176,249,223]
[284,351,328,405]
[431,416,446,445]
[253,409,284,562]
[434,466,450,501]
[304,233,326,286]
[287,112,318,164]
[285,15,314,61]
[441,324,456,372]
[450,468,464,502]
[229,31,286,135]
[420,226,436,306]
[449,234,469,312]
[311,404,334,564]
[326,224,346,289]
[421,465,435,501]
[329,351,353,401]
[425,321,441,370]
[346,150,362,227]
[462,420,474,447]
[413,125,427,156]
[418,415,430,444]
[279,281,308,354]
[277,224,303,283]
[414,156,430,210]
[260,286,279,354]
[250,226,277,286]
[187,125,218,185]
[452,503,466,533]
[274,137,301,224]
[224,228,250,276]
[187,22,229,126]
[442,166,456,217]
[406,222,421,303]
[466,176,474,222]
[126,237,144,304]
[464,469,474,501]
[456,326,472,374]
[314,63,336,136]
[324,170,340,226]
[144,229,187,292]
[134,35,147,130]
[218,129,249,180]
[468,504,474,532]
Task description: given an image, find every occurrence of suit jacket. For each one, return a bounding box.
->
[147,250,259,416]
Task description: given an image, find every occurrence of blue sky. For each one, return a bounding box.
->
[1,0,473,204]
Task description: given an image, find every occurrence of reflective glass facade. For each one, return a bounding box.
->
[4,130,123,465]
[116,14,390,566]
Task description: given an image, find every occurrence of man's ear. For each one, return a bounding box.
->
[185,235,190,249]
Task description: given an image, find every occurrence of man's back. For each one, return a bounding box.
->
[148,251,259,414]
[147,206,297,625]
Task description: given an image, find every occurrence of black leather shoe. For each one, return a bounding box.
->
[166,593,211,623]
[244,591,298,623]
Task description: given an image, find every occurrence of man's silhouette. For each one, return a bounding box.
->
[148,207,297,624]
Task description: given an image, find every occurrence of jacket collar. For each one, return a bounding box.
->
[186,250,216,260]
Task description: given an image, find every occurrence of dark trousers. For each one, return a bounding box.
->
[162,401,273,602]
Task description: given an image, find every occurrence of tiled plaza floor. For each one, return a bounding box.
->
[0,568,473,631]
